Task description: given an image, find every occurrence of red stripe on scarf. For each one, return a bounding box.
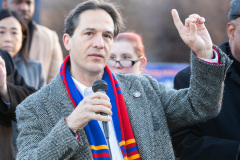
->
[62,55,77,107]
[127,143,137,149]
[92,153,111,158]
[128,150,139,157]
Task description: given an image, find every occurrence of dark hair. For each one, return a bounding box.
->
[0,9,29,63]
[114,31,145,57]
[64,0,124,37]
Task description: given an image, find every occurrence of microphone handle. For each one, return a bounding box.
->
[100,111,109,139]
[98,91,109,139]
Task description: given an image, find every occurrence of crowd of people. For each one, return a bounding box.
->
[0,0,239,160]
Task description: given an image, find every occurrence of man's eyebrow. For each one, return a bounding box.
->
[83,28,114,35]
[105,31,114,36]
[83,28,96,31]
[0,26,6,29]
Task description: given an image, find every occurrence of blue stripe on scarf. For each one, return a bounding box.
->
[117,90,122,95]
[92,149,109,154]
[65,64,83,105]
[115,83,120,88]
[127,146,139,153]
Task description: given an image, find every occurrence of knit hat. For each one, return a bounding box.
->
[228,0,240,20]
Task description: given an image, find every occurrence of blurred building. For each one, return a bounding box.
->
[40,0,231,63]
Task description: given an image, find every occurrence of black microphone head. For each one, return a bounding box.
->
[92,80,108,93]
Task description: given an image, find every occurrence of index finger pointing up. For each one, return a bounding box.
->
[171,9,184,32]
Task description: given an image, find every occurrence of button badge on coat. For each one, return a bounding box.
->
[133,91,141,98]
[154,123,160,131]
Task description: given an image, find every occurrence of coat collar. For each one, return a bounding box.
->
[47,74,75,120]
[219,42,240,85]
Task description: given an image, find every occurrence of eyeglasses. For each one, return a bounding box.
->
[107,56,144,68]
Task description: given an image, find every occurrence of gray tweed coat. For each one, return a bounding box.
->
[16,46,231,160]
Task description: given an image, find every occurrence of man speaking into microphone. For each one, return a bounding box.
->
[16,0,232,160]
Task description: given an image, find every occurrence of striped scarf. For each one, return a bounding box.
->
[60,56,141,160]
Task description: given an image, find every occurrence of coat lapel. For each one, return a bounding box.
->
[116,74,155,159]
[48,74,75,122]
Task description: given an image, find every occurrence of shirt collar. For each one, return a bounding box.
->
[72,77,93,97]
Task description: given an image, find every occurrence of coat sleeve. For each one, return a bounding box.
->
[156,45,232,127]
[16,99,81,160]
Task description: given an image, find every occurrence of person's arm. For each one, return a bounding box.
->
[16,87,112,159]
[157,10,232,127]
[16,101,81,160]
[0,50,36,120]
[170,125,240,160]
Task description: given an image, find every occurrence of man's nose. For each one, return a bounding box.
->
[93,35,104,49]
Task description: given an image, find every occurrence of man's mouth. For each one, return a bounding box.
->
[88,53,104,58]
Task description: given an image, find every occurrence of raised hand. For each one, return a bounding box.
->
[66,92,112,132]
[0,56,8,101]
[171,9,213,59]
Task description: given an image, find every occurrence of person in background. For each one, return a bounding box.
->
[0,9,45,90]
[170,0,240,159]
[2,0,63,84]
[108,31,147,74]
[16,0,232,159]
[0,9,45,156]
[0,49,35,160]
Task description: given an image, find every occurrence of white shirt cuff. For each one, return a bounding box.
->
[199,50,218,63]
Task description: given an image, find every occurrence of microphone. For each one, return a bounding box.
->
[92,80,109,139]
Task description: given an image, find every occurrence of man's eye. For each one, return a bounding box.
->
[86,32,92,35]
[104,34,112,39]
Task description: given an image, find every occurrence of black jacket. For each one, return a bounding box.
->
[0,49,36,126]
[171,42,240,160]
[0,49,35,160]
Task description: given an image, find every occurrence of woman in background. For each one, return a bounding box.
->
[0,9,45,89]
[108,31,147,74]
[0,9,45,156]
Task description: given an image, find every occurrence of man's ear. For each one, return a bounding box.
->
[139,56,147,73]
[227,23,236,40]
[2,1,7,9]
[63,34,71,51]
